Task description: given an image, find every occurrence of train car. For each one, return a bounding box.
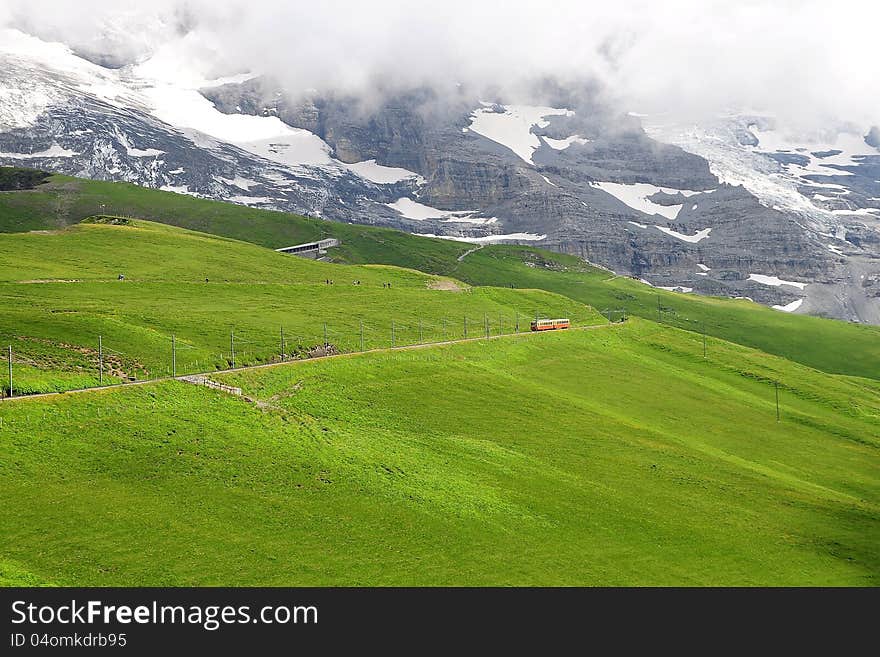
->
[530,318,570,331]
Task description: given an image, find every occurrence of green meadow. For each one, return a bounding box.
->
[0,220,602,393]
[0,168,877,587]
[3,170,877,380]
[0,320,877,585]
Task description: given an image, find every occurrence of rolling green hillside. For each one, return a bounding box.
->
[0,219,603,394]
[2,168,877,380]
[448,246,880,380]
[1,320,877,586]
[0,168,877,587]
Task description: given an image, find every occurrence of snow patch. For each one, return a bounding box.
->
[752,125,876,179]
[217,176,258,190]
[387,198,458,221]
[0,142,79,158]
[417,232,546,244]
[127,147,163,157]
[467,104,574,165]
[655,226,712,243]
[590,182,704,219]
[643,116,876,238]
[772,299,804,312]
[657,285,694,293]
[387,198,496,224]
[232,134,334,168]
[540,175,557,187]
[229,195,274,205]
[160,184,198,197]
[830,208,880,216]
[628,221,647,228]
[748,273,807,289]
[543,135,590,150]
[697,263,711,271]
[345,159,424,185]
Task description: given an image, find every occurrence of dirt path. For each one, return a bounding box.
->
[0,322,621,404]
[456,244,485,262]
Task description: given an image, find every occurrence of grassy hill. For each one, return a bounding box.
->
[0,168,877,587]
[1,319,877,586]
[0,219,603,394]
[2,168,877,380]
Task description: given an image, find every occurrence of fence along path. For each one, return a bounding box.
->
[0,321,620,403]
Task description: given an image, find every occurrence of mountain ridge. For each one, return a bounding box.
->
[1,27,878,323]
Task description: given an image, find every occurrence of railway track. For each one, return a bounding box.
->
[0,321,622,404]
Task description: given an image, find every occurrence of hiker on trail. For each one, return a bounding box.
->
[118,274,125,281]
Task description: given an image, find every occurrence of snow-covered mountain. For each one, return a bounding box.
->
[1,26,878,323]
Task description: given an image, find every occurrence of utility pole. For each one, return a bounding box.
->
[484,313,489,338]
[464,316,468,339]
[7,345,12,398]
[657,295,662,322]
[172,334,176,378]
[418,319,423,344]
[99,335,104,385]
[775,381,780,422]
[515,312,519,333]
[702,321,707,359]
[323,322,328,346]
[442,317,447,341]
[231,330,235,369]
[280,326,285,361]
[391,320,395,348]
[360,320,365,352]
[499,313,503,335]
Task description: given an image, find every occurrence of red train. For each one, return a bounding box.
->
[530,318,570,331]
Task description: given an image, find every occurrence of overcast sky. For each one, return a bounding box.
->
[2,0,878,130]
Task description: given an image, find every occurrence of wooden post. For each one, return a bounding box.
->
[775,381,780,422]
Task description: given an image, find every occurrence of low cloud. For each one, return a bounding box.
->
[3,0,878,130]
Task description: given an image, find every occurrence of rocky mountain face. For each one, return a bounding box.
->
[1,27,878,323]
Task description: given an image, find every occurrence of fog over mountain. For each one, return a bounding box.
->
[1,1,879,323]
[3,0,878,128]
